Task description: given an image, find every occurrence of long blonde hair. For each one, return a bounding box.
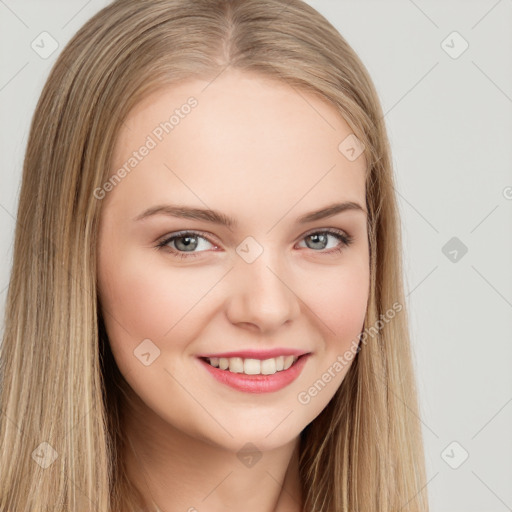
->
[0,0,429,510]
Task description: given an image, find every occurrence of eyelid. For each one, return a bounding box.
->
[299,226,349,239]
[156,229,219,247]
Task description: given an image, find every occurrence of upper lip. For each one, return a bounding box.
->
[197,348,311,360]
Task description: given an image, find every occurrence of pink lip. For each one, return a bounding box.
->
[196,348,309,359]
[197,353,311,393]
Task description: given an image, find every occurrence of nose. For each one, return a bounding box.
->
[225,251,301,334]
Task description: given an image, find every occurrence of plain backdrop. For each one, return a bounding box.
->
[1,1,511,511]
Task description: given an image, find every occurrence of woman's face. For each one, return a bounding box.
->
[97,69,369,452]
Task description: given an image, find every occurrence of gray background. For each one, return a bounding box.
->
[1,1,511,510]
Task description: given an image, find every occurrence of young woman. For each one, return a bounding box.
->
[0,0,429,511]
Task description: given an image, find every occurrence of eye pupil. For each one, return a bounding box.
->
[306,233,328,250]
[175,235,198,251]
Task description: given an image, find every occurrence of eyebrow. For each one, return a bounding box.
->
[133,201,367,227]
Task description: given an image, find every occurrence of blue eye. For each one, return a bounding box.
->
[156,231,216,259]
[299,229,353,254]
[156,229,353,260]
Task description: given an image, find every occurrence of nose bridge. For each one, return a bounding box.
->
[227,238,300,331]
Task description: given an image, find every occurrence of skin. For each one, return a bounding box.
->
[97,68,370,512]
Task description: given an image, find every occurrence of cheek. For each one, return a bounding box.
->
[332,269,368,335]
[97,248,218,350]
[100,263,172,338]
[299,259,369,345]
[97,251,206,393]
[293,261,368,413]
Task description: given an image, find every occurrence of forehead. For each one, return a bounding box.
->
[107,69,367,221]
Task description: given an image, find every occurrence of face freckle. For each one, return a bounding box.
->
[97,68,370,452]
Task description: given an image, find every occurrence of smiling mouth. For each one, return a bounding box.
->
[199,354,307,376]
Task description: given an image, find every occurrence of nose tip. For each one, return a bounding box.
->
[226,259,300,333]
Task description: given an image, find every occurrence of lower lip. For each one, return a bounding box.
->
[197,354,311,393]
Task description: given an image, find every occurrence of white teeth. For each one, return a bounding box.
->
[230,357,244,373]
[260,358,276,375]
[206,355,299,375]
[283,355,295,370]
[243,359,259,375]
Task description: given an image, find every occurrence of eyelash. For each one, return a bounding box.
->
[155,229,354,260]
